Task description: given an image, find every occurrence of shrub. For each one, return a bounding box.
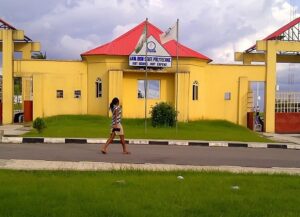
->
[33,117,46,133]
[150,102,177,127]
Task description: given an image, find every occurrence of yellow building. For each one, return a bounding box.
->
[2,18,300,133]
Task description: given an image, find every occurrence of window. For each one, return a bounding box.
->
[96,78,102,98]
[224,92,231,100]
[74,90,81,98]
[56,90,63,98]
[138,80,160,99]
[192,81,199,100]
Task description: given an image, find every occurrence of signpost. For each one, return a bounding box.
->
[129,36,172,68]
[129,55,172,67]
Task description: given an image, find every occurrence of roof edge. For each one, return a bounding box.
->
[245,17,300,52]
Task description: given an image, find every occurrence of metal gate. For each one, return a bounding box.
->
[275,92,300,133]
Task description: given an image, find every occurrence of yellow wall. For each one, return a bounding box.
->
[109,70,123,115]
[9,53,268,129]
[122,71,175,118]
[14,60,87,118]
[183,62,206,121]
[84,55,177,118]
[3,26,298,133]
[85,56,129,116]
[198,64,265,124]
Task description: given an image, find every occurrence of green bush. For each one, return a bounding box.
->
[33,117,46,133]
[150,102,177,127]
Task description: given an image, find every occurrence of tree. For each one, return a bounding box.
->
[31,52,47,59]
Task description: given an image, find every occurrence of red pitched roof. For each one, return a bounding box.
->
[263,17,300,40]
[81,21,212,62]
[246,17,300,52]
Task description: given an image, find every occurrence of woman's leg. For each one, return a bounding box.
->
[101,132,115,153]
[119,135,130,154]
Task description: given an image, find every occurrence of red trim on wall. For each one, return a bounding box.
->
[24,100,33,122]
[247,112,254,130]
[275,113,300,133]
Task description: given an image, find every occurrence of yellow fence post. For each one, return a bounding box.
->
[237,76,248,127]
[264,41,277,133]
[2,30,14,124]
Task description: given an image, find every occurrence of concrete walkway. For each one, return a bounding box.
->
[0,124,31,136]
[1,159,300,175]
[263,133,300,145]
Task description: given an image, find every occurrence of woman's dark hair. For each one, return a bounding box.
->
[110,97,119,112]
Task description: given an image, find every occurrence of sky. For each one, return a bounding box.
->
[0,0,300,98]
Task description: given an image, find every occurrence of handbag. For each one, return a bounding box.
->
[112,128,121,132]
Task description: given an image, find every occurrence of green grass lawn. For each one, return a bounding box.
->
[0,170,299,217]
[24,115,270,142]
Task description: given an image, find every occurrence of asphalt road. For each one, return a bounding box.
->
[0,142,299,168]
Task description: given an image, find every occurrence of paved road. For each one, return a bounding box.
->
[0,142,299,168]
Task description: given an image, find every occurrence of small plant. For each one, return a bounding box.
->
[31,51,47,59]
[33,117,46,133]
[150,102,177,127]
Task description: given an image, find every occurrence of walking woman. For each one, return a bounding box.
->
[101,97,130,154]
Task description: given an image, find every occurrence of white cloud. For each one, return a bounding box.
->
[210,42,236,64]
[112,23,138,39]
[1,0,300,90]
[275,64,300,92]
[59,35,98,58]
[148,0,164,8]
[15,0,294,62]
[203,0,299,63]
[272,0,295,22]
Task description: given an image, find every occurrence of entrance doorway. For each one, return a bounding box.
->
[247,81,265,132]
[22,77,33,123]
[13,77,33,123]
[13,77,23,123]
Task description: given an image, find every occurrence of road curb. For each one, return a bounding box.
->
[1,136,299,150]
